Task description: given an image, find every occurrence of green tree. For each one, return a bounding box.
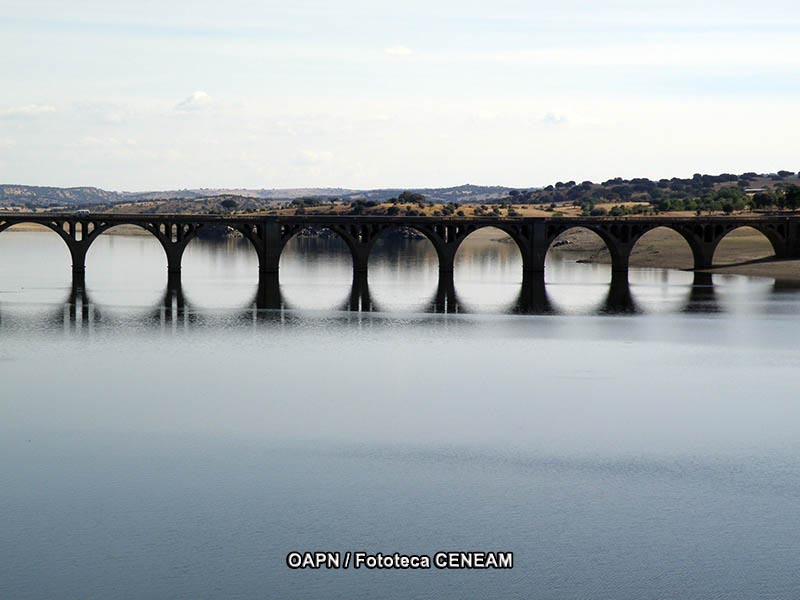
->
[398,191,425,204]
[782,185,800,209]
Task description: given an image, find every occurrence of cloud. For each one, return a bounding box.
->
[413,35,800,69]
[175,91,212,111]
[384,46,413,57]
[0,104,56,119]
[541,112,568,126]
[294,150,333,166]
[77,136,137,147]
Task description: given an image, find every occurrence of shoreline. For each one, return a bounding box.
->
[556,227,800,281]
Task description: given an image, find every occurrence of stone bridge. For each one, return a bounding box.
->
[1,213,799,280]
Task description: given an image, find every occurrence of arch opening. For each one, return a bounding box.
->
[367,226,439,312]
[279,226,352,310]
[712,226,776,266]
[0,223,72,311]
[630,227,694,270]
[545,227,611,314]
[453,226,522,313]
[181,227,260,309]
[627,227,694,313]
[85,224,167,311]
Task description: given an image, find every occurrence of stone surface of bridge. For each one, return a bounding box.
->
[2,212,799,280]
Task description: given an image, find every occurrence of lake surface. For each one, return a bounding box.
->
[1,228,799,599]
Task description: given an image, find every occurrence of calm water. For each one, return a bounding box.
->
[1,228,799,599]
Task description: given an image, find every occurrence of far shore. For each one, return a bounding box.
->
[556,227,800,281]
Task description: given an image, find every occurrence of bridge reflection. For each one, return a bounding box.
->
[2,269,776,331]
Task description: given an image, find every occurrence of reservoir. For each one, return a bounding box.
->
[1,227,799,599]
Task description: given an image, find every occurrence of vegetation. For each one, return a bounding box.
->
[505,172,800,216]
[2,171,800,217]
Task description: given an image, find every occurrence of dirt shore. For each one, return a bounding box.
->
[553,227,800,281]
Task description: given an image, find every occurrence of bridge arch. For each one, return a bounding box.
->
[624,226,696,313]
[0,219,80,267]
[366,225,440,312]
[180,227,261,309]
[711,225,779,266]
[451,224,529,271]
[453,225,525,271]
[84,224,169,309]
[278,226,353,310]
[0,219,71,241]
[367,224,448,270]
[544,226,615,271]
[628,225,696,270]
[0,222,73,308]
[543,226,612,314]
[84,222,168,263]
[280,225,359,270]
[452,226,524,313]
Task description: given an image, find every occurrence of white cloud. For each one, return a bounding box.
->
[541,112,568,126]
[77,136,137,147]
[294,150,334,166]
[175,91,212,111]
[384,46,413,57]
[0,104,56,119]
[412,35,800,68]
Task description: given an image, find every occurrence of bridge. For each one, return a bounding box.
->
[1,213,798,303]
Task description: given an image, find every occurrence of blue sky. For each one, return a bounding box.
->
[1,1,798,190]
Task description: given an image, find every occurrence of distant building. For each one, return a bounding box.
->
[744,188,767,194]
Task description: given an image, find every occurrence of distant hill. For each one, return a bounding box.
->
[0,185,119,207]
[0,183,512,208]
[2,172,800,215]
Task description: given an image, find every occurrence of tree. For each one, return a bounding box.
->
[782,185,800,210]
[220,198,238,209]
[398,191,425,204]
[752,191,776,209]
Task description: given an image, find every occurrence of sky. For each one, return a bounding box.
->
[1,0,799,191]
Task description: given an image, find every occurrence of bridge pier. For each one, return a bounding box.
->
[604,271,635,313]
[691,241,717,271]
[259,221,283,275]
[437,247,456,276]
[517,271,550,314]
[162,272,185,320]
[433,269,457,313]
[349,271,371,311]
[352,247,370,276]
[528,222,548,273]
[686,271,718,312]
[610,243,633,274]
[67,240,89,277]
[68,271,90,324]
[256,270,282,310]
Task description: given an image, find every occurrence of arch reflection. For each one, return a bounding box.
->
[4,267,799,328]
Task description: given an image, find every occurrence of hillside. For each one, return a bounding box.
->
[0,183,512,209]
[2,172,799,215]
[0,185,119,207]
